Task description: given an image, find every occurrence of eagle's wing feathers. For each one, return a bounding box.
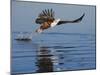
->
[38,9,54,18]
[57,13,85,25]
[35,9,55,24]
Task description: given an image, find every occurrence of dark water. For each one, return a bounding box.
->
[11,32,96,74]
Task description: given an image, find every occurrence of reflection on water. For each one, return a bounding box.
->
[36,47,53,72]
[11,32,96,74]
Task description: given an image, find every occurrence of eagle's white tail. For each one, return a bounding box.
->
[51,19,60,27]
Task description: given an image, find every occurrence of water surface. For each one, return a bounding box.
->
[11,32,96,74]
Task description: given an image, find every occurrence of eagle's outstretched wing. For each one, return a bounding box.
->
[57,13,85,25]
[35,9,55,24]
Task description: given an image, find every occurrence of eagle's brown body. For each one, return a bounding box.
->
[40,20,53,30]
